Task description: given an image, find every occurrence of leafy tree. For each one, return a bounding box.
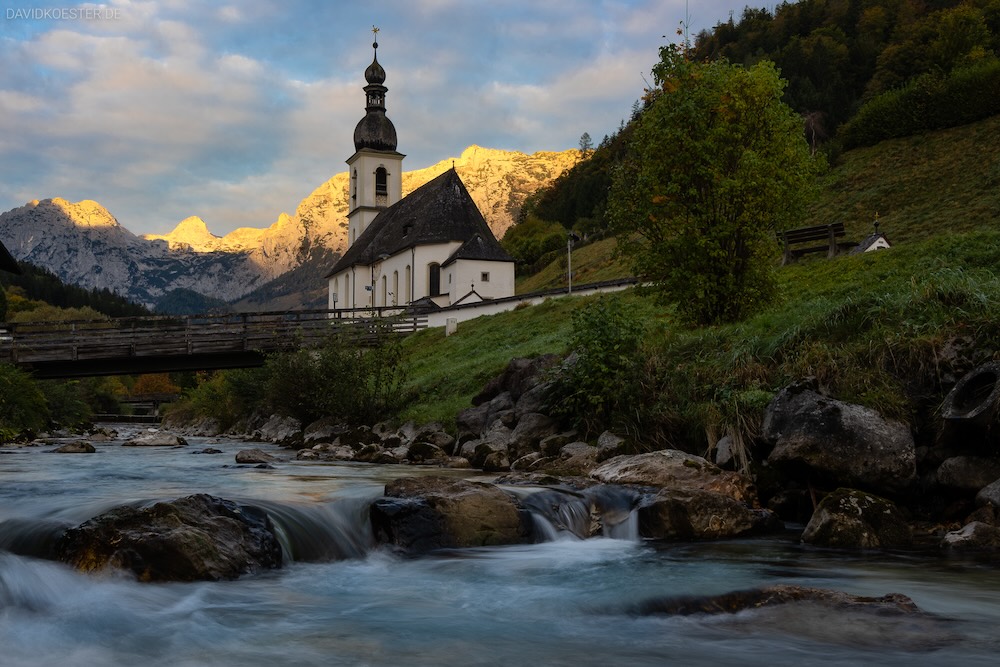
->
[609,45,821,325]
[0,363,48,439]
[500,216,567,274]
[131,373,182,395]
[578,132,593,156]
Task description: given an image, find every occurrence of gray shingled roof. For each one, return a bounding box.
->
[328,168,513,276]
[0,240,20,274]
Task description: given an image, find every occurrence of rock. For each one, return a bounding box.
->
[302,417,344,444]
[336,425,380,449]
[471,355,559,406]
[52,441,96,453]
[406,441,448,464]
[539,431,578,457]
[591,450,756,504]
[512,382,554,419]
[941,521,1000,550]
[193,447,223,455]
[545,442,600,475]
[55,494,282,581]
[976,477,1000,508]
[88,427,117,442]
[482,449,511,472]
[456,391,517,441]
[255,415,302,446]
[370,476,531,553]
[122,432,188,447]
[762,382,916,493]
[634,584,921,616]
[508,412,559,459]
[631,585,957,651]
[596,431,628,461]
[235,448,277,464]
[935,456,1000,491]
[639,488,778,540]
[801,488,912,548]
[714,435,735,469]
[458,421,512,468]
[407,423,456,454]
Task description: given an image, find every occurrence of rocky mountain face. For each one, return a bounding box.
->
[0,146,577,311]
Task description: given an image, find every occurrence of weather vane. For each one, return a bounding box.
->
[372,25,380,47]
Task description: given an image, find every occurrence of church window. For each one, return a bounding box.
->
[405,265,411,302]
[481,272,490,282]
[428,263,441,296]
[375,167,388,207]
[381,275,387,306]
[392,271,399,306]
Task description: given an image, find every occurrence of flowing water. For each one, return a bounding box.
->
[2,426,1000,666]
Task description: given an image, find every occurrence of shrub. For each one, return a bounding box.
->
[548,296,646,437]
[0,363,48,440]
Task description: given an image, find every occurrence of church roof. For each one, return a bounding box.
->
[442,233,515,266]
[0,239,20,274]
[328,168,513,276]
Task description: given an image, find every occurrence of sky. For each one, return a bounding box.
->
[0,0,763,237]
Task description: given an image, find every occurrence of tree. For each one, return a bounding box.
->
[609,45,821,325]
[578,131,593,157]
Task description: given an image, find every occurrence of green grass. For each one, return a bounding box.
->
[402,116,1000,446]
[398,296,583,425]
[515,237,631,293]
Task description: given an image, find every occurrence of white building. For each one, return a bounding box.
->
[326,37,514,311]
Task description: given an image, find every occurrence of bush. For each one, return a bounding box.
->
[170,321,407,428]
[841,57,1000,148]
[0,363,48,440]
[548,296,646,437]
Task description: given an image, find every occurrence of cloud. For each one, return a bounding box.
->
[0,0,753,236]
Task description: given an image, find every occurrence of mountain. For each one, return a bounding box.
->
[0,146,577,311]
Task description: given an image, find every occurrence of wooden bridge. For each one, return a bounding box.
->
[0,308,426,379]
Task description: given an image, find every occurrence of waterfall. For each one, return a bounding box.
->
[252,497,375,562]
[512,485,642,541]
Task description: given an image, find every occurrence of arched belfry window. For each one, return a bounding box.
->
[375,167,388,207]
[428,263,441,297]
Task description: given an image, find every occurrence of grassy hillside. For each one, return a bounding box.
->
[804,115,1000,243]
[403,116,1000,442]
[517,115,1000,293]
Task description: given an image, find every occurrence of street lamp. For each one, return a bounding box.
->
[567,232,581,294]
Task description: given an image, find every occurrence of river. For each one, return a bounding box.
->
[2,426,999,666]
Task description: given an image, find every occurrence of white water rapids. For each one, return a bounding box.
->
[2,426,1000,666]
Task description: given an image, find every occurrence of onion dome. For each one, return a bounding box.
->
[353,37,397,152]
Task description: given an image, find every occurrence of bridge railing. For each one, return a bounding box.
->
[0,308,427,367]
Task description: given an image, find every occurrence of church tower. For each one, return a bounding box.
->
[346,28,404,248]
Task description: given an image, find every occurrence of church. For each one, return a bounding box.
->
[326,34,515,311]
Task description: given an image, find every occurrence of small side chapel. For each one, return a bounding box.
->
[326,31,514,311]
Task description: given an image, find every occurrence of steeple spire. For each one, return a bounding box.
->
[354,26,396,151]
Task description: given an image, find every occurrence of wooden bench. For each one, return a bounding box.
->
[777,222,847,265]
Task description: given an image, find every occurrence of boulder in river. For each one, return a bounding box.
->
[590,450,756,504]
[122,431,188,447]
[631,584,958,651]
[370,476,532,553]
[235,448,277,464]
[55,493,282,581]
[639,488,779,540]
[52,441,96,454]
[801,487,912,549]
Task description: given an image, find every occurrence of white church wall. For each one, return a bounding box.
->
[447,258,515,301]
